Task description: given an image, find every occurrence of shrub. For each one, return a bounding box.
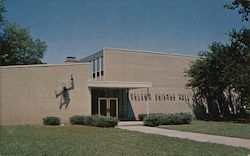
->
[238,107,248,118]
[193,101,209,120]
[138,114,147,121]
[172,112,192,124]
[143,114,160,127]
[70,115,85,125]
[69,115,118,127]
[84,116,93,125]
[143,113,192,127]
[91,115,118,127]
[43,116,60,125]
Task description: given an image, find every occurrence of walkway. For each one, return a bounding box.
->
[117,125,250,150]
[117,121,143,126]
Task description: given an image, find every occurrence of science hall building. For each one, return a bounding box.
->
[0,48,197,125]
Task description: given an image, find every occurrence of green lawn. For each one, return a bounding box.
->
[1,125,250,156]
[159,120,250,139]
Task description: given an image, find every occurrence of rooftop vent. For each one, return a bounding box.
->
[65,56,77,63]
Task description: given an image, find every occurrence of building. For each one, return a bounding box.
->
[0,48,197,125]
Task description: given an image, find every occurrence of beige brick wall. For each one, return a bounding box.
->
[104,49,196,87]
[0,49,198,124]
[0,63,91,125]
[128,88,193,119]
[103,49,197,118]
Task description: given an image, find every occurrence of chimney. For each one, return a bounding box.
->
[65,56,77,63]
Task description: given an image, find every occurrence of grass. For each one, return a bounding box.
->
[159,120,250,139]
[1,125,250,156]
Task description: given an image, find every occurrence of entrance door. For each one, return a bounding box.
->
[99,99,107,116]
[109,98,118,117]
[98,98,118,117]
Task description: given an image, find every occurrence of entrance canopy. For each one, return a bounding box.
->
[87,81,152,89]
[88,81,152,120]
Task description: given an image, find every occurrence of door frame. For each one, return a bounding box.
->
[98,97,118,117]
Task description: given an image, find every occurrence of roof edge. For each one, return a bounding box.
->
[0,63,90,69]
[103,47,199,58]
[77,49,103,62]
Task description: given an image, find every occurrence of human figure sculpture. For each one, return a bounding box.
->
[55,75,74,110]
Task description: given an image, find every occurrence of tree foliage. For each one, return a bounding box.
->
[0,23,47,65]
[0,0,4,20]
[224,0,250,21]
[0,0,5,29]
[186,28,250,120]
[0,1,47,66]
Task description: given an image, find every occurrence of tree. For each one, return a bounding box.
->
[0,23,47,65]
[186,0,250,121]
[186,28,250,120]
[0,1,47,65]
[224,0,250,21]
[0,0,5,26]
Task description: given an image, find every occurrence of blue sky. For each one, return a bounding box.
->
[4,0,248,64]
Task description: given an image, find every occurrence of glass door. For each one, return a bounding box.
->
[98,98,108,116]
[98,98,118,117]
[109,98,118,117]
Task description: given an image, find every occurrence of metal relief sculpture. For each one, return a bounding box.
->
[55,75,74,110]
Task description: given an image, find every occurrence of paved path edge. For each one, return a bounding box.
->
[117,125,250,150]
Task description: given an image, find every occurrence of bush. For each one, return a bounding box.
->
[143,114,160,127]
[69,115,118,127]
[138,114,147,121]
[173,112,192,124]
[91,115,118,127]
[84,116,93,125]
[143,113,192,127]
[43,116,60,125]
[70,115,85,125]
[193,101,209,120]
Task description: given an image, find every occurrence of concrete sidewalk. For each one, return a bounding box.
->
[118,121,143,126]
[117,125,250,150]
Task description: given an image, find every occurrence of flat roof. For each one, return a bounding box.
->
[0,63,90,69]
[103,47,199,58]
[78,48,199,62]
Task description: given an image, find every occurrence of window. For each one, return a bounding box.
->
[97,58,100,72]
[91,57,103,78]
[92,60,96,73]
[100,57,103,70]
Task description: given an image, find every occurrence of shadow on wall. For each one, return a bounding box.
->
[55,75,74,110]
[127,98,136,120]
[185,92,194,111]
